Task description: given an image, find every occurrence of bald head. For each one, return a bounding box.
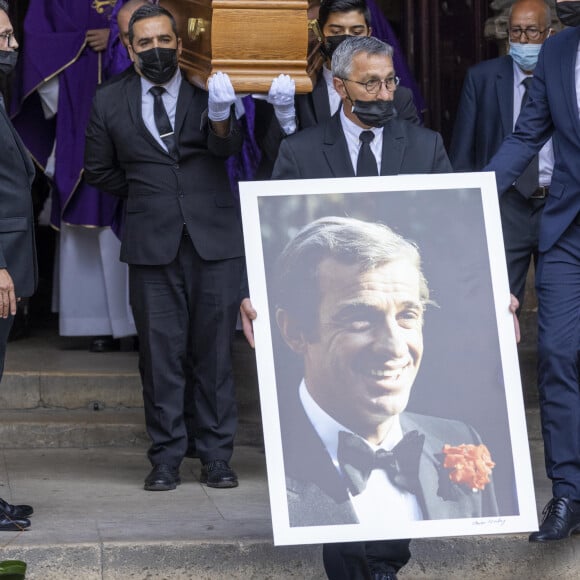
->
[118,0,151,47]
[509,0,552,31]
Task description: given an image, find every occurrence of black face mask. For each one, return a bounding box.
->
[0,50,18,76]
[136,47,178,85]
[322,34,350,59]
[556,1,580,27]
[352,99,397,127]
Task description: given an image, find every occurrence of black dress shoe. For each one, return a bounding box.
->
[529,497,580,542]
[89,336,121,353]
[0,515,30,531]
[0,498,33,519]
[144,464,181,491]
[372,573,398,580]
[200,460,238,488]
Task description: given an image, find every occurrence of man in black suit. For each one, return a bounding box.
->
[272,36,450,182]
[84,4,253,491]
[269,35,452,580]
[254,0,419,178]
[272,216,499,579]
[450,0,553,309]
[0,0,36,531]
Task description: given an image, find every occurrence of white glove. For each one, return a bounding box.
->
[207,71,236,122]
[267,74,296,135]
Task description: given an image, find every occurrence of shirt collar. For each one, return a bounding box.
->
[140,67,182,98]
[340,106,382,142]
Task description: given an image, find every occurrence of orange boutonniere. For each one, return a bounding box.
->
[442,443,495,492]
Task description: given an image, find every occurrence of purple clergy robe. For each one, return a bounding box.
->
[11,0,119,228]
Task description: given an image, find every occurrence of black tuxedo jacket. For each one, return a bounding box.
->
[84,72,244,266]
[272,112,451,180]
[0,98,37,298]
[281,391,499,527]
[449,55,516,172]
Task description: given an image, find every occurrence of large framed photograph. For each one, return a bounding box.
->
[239,172,537,546]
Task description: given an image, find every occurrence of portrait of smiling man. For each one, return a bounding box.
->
[273,216,499,530]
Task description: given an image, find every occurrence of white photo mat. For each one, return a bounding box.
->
[239,172,537,546]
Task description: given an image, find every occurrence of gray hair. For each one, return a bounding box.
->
[0,1,8,14]
[332,36,394,80]
[274,216,429,339]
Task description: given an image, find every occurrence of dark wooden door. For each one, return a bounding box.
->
[378,0,498,146]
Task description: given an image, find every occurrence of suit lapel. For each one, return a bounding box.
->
[400,413,442,519]
[323,114,356,177]
[400,412,485,520]
[380,121,405,175]
[174,73,195,141]
[496,56,514,137]
[560,27,580,143]
[0,101,35,182]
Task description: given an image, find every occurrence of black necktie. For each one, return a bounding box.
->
[337,430,425,497]
[149,86,178,158]
[514,77,539,196]
[357,130,379,177]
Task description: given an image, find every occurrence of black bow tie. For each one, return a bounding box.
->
[337,429,425,497]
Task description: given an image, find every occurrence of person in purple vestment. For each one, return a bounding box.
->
[11,0,136,351]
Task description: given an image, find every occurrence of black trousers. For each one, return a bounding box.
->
[323,540,412,579]
[129,234,243,468]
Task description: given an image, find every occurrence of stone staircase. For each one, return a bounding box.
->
[1,308,579,579]
[1,327,262,450]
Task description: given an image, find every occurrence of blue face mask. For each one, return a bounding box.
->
[509,41,543,71]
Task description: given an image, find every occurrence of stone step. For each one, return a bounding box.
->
[0,444,563,580]
[0,408,262,449]
[3,332,261,420]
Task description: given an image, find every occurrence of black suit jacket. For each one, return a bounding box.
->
[281,390,499,527]
[84,72,244,266]
[0,98,37,298]
[272,112,451,179]
[449,55,515,171]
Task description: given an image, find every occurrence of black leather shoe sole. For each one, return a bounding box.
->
[0,518,30,531]
[200,462,238,489]
[529,523,580,542]
[201,476,238,489]
[144,467,181,491]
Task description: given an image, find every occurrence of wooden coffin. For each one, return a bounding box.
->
[159,0,323,93]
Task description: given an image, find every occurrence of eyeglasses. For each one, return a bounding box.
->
[508,27,548,42]
[342,76,400,95]
[0,31,15,46]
